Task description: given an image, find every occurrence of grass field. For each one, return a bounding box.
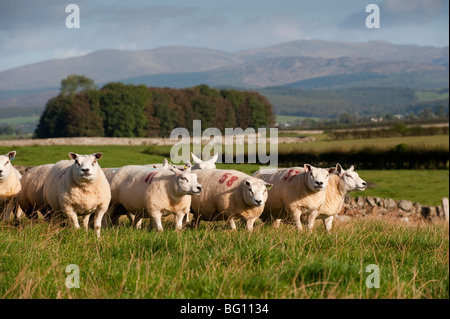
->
[0,217,448,299]
[0,136,448,300]
[275,115,321,125]
[0,116,40,126]
[415,90,449,103]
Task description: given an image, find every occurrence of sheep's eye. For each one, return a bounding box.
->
[249,189,253,194]
[181,177,188,182]
[75,160,80,167]
[92,160,97,166]
[5,161,9,166]
[345,174,353,179]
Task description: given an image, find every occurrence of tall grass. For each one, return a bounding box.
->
[1,218,448,299]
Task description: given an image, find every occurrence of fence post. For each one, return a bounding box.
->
[442,198,449,223]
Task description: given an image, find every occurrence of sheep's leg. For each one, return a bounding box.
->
[292,209,303,230]
[273,218,282,229]
[126,213,135,226]
[133,211,143,229]
[307,210,319,231]
[182,212,190,224]
[323,216,334,232]
[229,217,237,230]
[82,215,90,230]
[174,211,185,231]
[246,217,257,232]
[14,202,23,221]
[64,208,80,230]
[92,205,109,238]
[149,210,163,232]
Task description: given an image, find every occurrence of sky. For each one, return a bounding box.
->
[0,0,448,72]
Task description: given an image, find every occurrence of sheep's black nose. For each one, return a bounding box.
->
[82,168,90,173]
[196,186,202,192]
[316,181,323,186]
[362,182,367,186]
[255,199,262,205]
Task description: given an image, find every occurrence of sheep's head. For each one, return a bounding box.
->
[69,152,103,184]
[335,164,367,193]
[0,151,16,181]
[243,179,272,207]
[171,166,202,195]
[191,152,218,170]
[304,164,330,191]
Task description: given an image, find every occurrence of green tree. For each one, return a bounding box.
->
[100,83,150,137]
[339,112,356,124]
[60,74,97,96]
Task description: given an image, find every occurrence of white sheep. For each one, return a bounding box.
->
[108,165,202,231]
[190,169,272,231]
[0,151,22,221]
[309,164,366,231]
[253,164,332,230]
[19,164,54,220]
[105,154,217,226]
[43,153,111,237]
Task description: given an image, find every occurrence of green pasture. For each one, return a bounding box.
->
[0,135,449,300]
[0,218,448,299]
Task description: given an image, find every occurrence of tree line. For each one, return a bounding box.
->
[35,75,275,138]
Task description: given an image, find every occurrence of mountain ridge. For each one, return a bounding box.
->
[0,39,448,108]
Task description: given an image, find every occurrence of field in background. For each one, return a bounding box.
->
[0,217,448,299]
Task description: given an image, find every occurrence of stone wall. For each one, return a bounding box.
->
[341,196,449,224]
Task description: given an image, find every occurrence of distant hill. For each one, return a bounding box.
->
[0,40,448,91]
[0,46,242,91]
[282,70,449,90]
[119,56,448,89]
[0,39,448,110]
[257,86,449,118]
[236,40,449,65]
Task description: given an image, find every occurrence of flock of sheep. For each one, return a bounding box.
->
[0,150,367,237]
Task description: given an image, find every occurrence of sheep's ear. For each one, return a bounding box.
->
[265,182,273,191]
[210,153,218,163]
[245,180,252,186]
[191,153,202,164]
[304,164,312,172]
[94,153,103,160]
[162,158,169,169]
[327,167,336,174]
[69,152,78,160]
[7,151,16,161]
[349,165,355,172]
[170,166,182,176]
[336,163,343,174]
